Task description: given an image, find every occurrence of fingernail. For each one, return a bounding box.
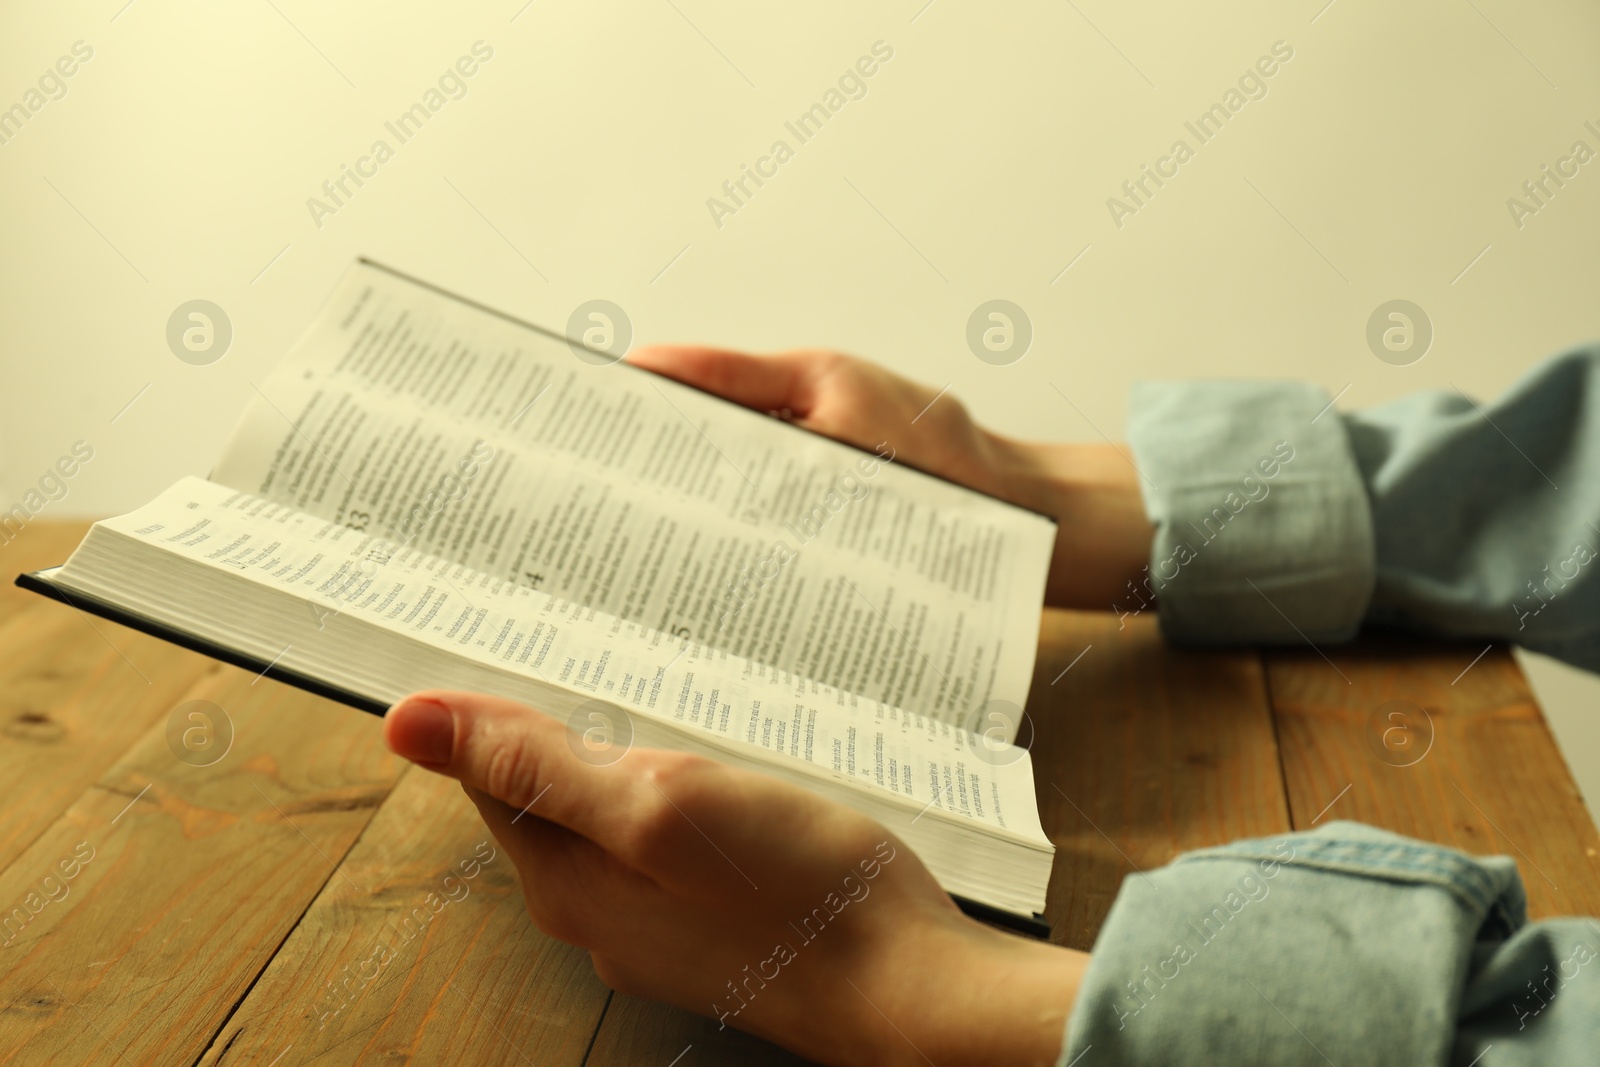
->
[387,697,455,766]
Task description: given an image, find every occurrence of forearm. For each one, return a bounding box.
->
[986,434,1154,611]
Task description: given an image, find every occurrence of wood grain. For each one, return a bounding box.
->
[1030,609,1292,950]
[0,522,221,874]
[7,520,1600,1065]
[1266,638,1600,918]
[194,766,612,1066]
[0,666,403,1066]
[585,995,815,1067]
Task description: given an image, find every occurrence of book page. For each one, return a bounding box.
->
[212,262,1057,732]
[75,478,1047,841]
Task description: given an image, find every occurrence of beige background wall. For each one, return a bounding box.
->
[2,1,1596,809]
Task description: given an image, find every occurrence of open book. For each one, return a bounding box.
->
[19,261,1060,931]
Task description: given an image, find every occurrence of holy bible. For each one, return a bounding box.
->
[19,260,1060,933]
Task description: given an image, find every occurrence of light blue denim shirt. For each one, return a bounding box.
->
[1060,823,1600,1065]
[1057,348,1600,1065]
[1121,345,1600,671]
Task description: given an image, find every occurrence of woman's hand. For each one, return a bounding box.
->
[629,344,1014,502]
[384,690,1087,1067]
[628,345,1154,610]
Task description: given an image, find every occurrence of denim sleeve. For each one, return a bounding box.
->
[1056,822,1600,1066]
[1124,346,1600,672]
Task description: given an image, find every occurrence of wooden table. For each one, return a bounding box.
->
[3,521,1598,1065]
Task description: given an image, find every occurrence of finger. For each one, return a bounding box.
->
[385,690,671,853]
[463,783,590,875]
[462,783,647,948]
[626,345,817,416]
[463,782,625,891]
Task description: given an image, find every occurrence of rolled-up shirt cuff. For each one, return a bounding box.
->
[1057,822,1527,1066]
[1125,380,1376,645]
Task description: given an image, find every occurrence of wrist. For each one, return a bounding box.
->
[981,431,1065,518]
[848,913,1087,1067]
[984,432,1155,610]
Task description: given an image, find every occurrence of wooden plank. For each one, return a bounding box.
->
[195,766,612,1066]
[0,668,403,1065]
[1033,609,1292,950]
[1266,638,1600,919]
[0,522,221,873]
[584,608,1293,1063]
[585,995,814,1067]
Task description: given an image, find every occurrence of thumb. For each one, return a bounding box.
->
[384,691,651,846]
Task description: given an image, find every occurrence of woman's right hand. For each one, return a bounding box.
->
[385,689,1088,1067]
